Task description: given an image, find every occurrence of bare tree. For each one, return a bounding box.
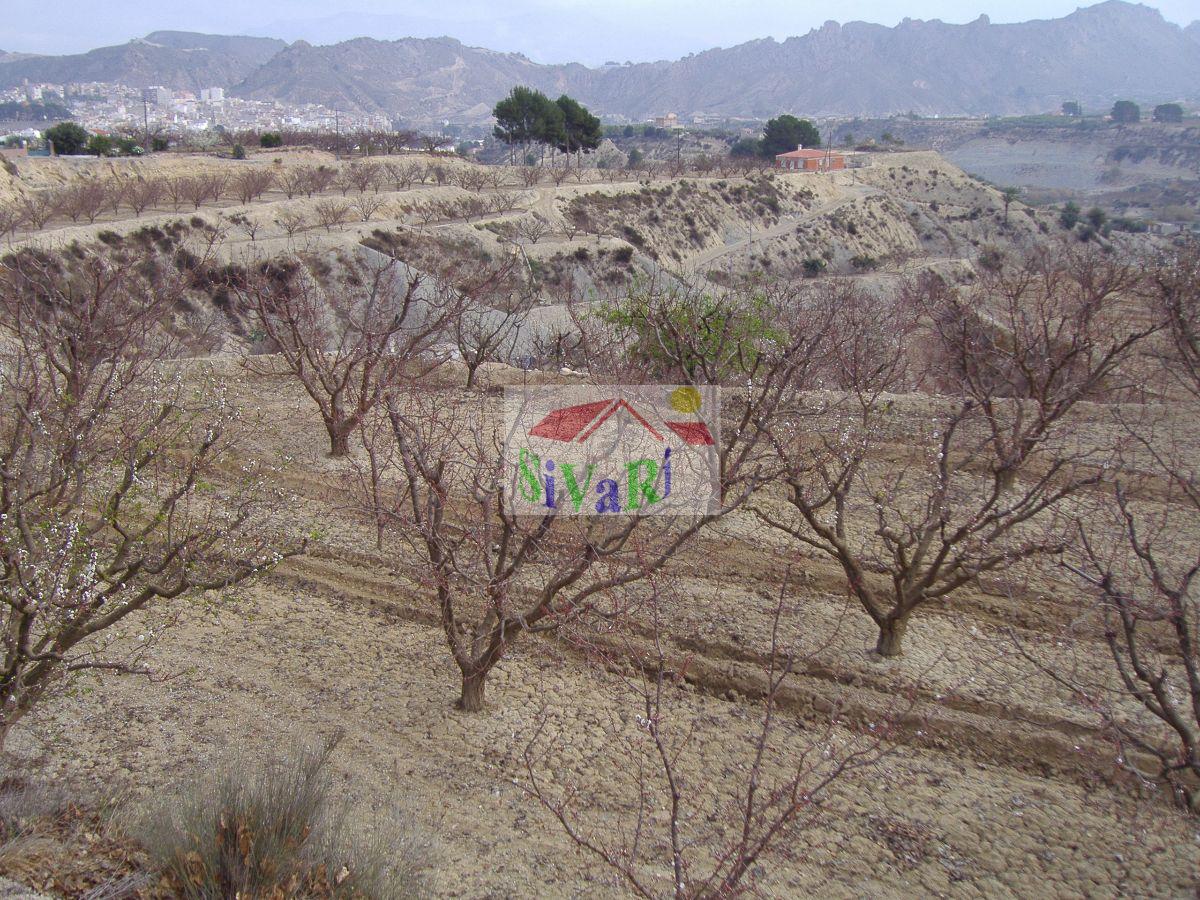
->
[413,203,441,227]
[62,180,108,224]
[306,166,337,197]
[203,173,230,205]
[451,167,490,193]
[313,199,352,233]
[1047,244,1200,812]
[424,163,449,186]
[0,242,298,751]
[125,177,165,216]
[0,205,21,244]
[352,193,387,223]
[237,251,458,456]
[516,212,553,245]
[180,176,212,212]
[165,177,191,212]
[277,167,309,200]
[341,163,378,195]
[363,280,827,710]
[226,212,263,242]
[275,207,310,238]
[231,168,276,205]
[104,177,127,217]
[525,574,901,898]
[547,164,572,187]
[448,262,533,388]
[383,160,420,192]
[758,247,1155,656]
[18,192,57,231]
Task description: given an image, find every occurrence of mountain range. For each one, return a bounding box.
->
[1,2,1197,123]
[0,32,284,95]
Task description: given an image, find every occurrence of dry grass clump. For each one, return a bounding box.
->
[134,734,435,899]
[0,778,70,884]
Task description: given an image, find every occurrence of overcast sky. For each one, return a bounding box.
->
[6,0,1197,62]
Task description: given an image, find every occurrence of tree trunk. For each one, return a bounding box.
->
[327,422,352,457]
[465,362,480,390]
[458,671,488,712]
[875,615,909,657]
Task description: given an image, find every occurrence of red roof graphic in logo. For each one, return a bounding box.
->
[529,398,713,446]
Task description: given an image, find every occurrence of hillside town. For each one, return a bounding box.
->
[0,79,394,142]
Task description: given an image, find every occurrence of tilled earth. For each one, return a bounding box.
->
[7,365,1200,898]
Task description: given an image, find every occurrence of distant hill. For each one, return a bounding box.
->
[0,32,285,92]
[2,2,1197,122]
[231,36,588,122]
[232,1,1200,122]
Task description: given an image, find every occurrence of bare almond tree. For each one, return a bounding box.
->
[516,213,553,245]
[237,251,458,457]
[62,180,109,224]
[18,192,57,231]
[383,160,420,192]
[305,166,337,197]
[313,199,352,233]
[451,167,490,193]
[165,177,192,212]
[277,167,310,200]
[364,281,828,710]
[525,573,902,898]
[758,247,1155,656]
[226,212,263,242]
[126,177,165,216]
[180,176,212,212]
[447,262,533,389]
[352,193,387,223]
[0,242,298,751]
[275,207,310,237]
[342,163,379,195]
[0,206,21,244]
[1048,243,1200,812]
[231,168,276,204]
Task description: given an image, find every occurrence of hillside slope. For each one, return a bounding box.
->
[0,32,285,92]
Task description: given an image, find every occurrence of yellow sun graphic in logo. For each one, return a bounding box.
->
[669,386,702,414]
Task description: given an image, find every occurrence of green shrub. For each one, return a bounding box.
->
[597,284,784,380]
[260,132,284,149]
[232,144,247,160]
[1059,201,1081,230]
[87,134,114,157]
[134,734,435,899]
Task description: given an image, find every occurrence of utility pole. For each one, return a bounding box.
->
[143,99,150,153]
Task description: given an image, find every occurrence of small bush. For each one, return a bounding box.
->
[260,133,284,149]
[232,144,247,160]
[135,734,435,899]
